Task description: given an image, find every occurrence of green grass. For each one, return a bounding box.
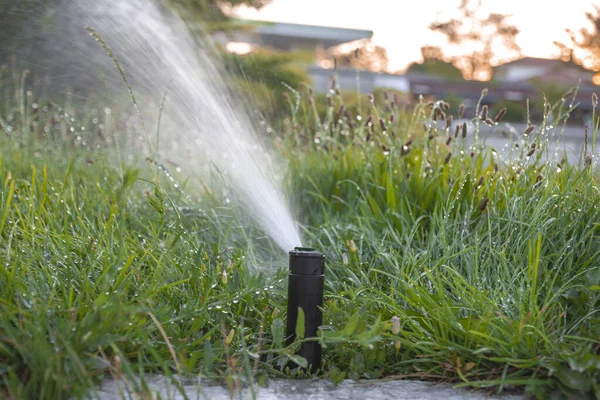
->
[1,66,599,399]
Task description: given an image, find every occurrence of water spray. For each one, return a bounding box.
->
[286,247,325,373]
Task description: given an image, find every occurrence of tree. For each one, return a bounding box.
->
[318,39,389,73]
[425,0,521,81]
[555,5,600,73]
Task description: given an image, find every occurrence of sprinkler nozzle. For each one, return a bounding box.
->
[286,246,325,373]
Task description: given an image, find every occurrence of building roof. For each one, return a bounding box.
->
[494,56,594,84]
[243,20,373,43]
[495,57,592,73]
[495,57,562,69]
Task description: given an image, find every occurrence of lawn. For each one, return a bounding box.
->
[0,66,599,399]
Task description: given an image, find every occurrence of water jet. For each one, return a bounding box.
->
[7,0,303,253]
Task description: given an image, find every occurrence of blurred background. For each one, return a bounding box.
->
[2,0,600,124]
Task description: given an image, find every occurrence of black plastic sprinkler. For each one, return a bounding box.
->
[286,247,325,373]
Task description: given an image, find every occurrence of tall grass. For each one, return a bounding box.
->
[0,67,599,399]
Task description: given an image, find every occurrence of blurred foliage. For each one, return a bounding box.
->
[530,79,568,114]
[407,47,464,81]
[406,59,463,81]
[222,47,312,119]
[165,0,271,31]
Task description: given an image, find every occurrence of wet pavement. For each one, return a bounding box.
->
[93,375,526,400]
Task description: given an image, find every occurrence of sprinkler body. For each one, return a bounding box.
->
[286,247,325,373]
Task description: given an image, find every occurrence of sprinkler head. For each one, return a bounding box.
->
[286,247,325,373]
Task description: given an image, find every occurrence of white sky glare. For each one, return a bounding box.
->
[235,0,597,71]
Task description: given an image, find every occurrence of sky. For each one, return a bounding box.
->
[234,0,598,72]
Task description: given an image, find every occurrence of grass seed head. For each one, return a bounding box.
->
[524,124,535,135]
[480,105,488,120]
[225,328,235,346]
[444,152,452,164]
[526,146,536,157]
[494,107,507,123]
[392,316,400,334]
[536,174,544,182]
[348,240,357,253]
[458,103,466,119]
[593,93,598,108]
[479,198,489,211]
[462,122,467,138]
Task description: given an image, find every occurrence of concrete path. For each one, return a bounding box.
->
[93,375,526,400]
